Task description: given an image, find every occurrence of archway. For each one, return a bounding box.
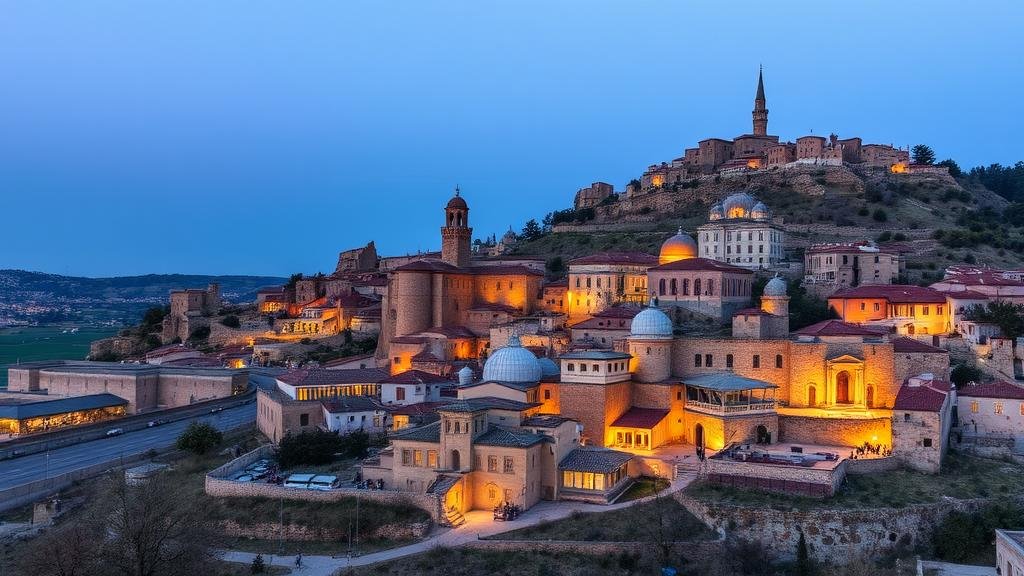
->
[485,482,500,507]
[808,386,817,407]
[907,324,915,335]
[450,449,461,470]
[836,371,851,404]
[694,423,704,449]
[756,425,770,444]
[866,386,874,408]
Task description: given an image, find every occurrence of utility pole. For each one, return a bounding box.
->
[354,495,360,548]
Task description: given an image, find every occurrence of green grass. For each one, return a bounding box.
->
[492,495,713,543]
[0,326,119,387]
[343,546,659,576]
[686,453,1024,511]
[617,476,669,502]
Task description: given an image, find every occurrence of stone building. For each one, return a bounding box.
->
[827,284,950,336]
[996,530,1024,576]
[804,242,904,292]
[335,241,379,274]
[566,251,656,322]
[890,375,954,473]
[958,381,1024,452]
[161,283,221,343]
[649,257,754,323]
[697,192,785,269]
[574,181,614,209]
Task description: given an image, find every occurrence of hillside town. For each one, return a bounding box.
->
[4,69,1024,576]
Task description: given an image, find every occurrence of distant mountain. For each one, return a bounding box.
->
[0,270,286,326]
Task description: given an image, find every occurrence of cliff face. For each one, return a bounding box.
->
[512,164,1022,282]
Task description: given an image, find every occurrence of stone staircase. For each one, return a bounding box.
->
[674,459,702,484]
[444,508,466,528]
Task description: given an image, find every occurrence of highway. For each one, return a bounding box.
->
[0,403,255,492]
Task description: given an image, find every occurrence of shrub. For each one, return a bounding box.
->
[188,326,211,342]
[876,231,892,242]
[857,206,869,216]
[176,422,223,455]
[872,208,888,222]
[892,232,907,241]
[951,364,983,387]
[277,429,346,468]
[221,315,241,328]
[251,554,265,574]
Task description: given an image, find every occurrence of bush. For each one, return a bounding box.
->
[250,554,265,574]
[188,326,211,342]
[950,364,983,387]
[277,429,346,469]
[220,315,241,329]
[142,306,169,327]
[176,422,223,455]
[892,232,907,241]
[872,208,888,222]
[857,206,869,216]
[933,503,1024,562]
[876,231,892,242]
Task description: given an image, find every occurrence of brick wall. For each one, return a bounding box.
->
[779,414,891,447]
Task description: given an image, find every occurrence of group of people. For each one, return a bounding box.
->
[493,502,521,521]
[849,441,890,459]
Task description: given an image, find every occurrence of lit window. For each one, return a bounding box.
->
[994,402,1004,415]
[970,401,979,414]
[488,456,498,472]
[504,457,514,474]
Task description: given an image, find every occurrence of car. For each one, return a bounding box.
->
[283,473,315,489]
[232,473,255,482]
[308,475,339,491]
[210,407,225,414]
[105,428,124,437]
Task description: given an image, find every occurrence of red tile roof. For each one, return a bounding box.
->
[939,289,990,300]
[381,369,454,385]
[569,251,659,266]
[894,382,949,412]
[649,257,752,273]
[794,320,887,337]
[891,337,946,354]
[469,265,545,277]
[322,353,375,368]
[277,368,389,386]
[394,260,466,273]
[830,285,946,304]
[958,381,1024,400]
[388,401,450,416]
[610,407,669,429]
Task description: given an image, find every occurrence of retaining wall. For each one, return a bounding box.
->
[846,457,899,475]
[466,538,723,559]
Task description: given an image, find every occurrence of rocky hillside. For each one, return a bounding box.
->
[509,164,1021,285]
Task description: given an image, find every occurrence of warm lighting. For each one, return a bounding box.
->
[746,158,761,169]
[890,162,908,174]
[727,206,748,218]
[651,174,665,188]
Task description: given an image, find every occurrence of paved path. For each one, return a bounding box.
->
[917,560,997,576]
[218,472,699,576]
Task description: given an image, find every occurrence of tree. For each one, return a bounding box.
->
[965,300,1024,340]
[251,554,266,574]
[912,144,936,165]
[277,429,346,468]
[176,421,223,455]
[872,208,888,222]
[795,531,812,576]
[546,256,565,278]
[19,520,103,576]
[950,364,983,387]
[285,273,304,288]
[937,158,962,178]
[521,219,543,241]
[343,428,371,459]
[142,306,169,328]
[220,315,241,328]
[188,326,211,342]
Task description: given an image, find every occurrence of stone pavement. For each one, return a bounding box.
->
[217,472,698,576]
[916,560,996,576]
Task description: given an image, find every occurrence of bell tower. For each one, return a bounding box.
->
[441,186,472,268]
[752,65,768,136]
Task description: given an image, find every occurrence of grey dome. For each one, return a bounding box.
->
[537,357,560,377]
[630,305,673,339]
[751,201,770,220]
[458,365,474,386]
[482,335,542,383]
[720,192,759,219]
[764,276,787,297]
[708,202,725,221]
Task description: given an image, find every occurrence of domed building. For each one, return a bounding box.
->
[696,191,785,270]
[481,335,542,384]
[658,227,699,265]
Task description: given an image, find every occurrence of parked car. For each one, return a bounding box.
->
[105,428,124,437]
[283,473,315,489]
[232,473,255,482]
[308,475,339,491]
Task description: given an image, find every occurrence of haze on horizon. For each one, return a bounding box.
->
[1,0,1021,278]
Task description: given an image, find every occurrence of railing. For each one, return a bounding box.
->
[685,399,776,414]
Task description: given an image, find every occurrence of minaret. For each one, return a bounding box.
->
[752,65,768,136]
[441,186,472,268]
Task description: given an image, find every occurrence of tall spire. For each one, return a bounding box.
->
[752,65,768,136]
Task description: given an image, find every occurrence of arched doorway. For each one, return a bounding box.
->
[485,482,500,507]
[756,425,770,444]
[694,423,704,449]
[836,371,851,404]
[866,386,874,408]
[907,324,915,335]
[450,449,461,470]
[808,386,817,407]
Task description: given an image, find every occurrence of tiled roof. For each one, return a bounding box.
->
[321,396,383,414]
[805,243,898,256]
[277,368,389,386]
[415,326,478,339]
[322,353,375,368]
[893,382,948,412]
[410,351,441,363]
[891,337,946,354]
[957,381,1024,400]
[392,421,441,443]
[438,396,538,413]
[683,372,777,391]
[475,426,548,448]
[382,369,453,385]
[394,260,466,273]
[559,447,633,473]
[469,265,545,277]
[427,475,461,496]
[459,379,538,393]
[390,336,427,345]
[0,393,128,420]
[521,414,574,428]
[830,285,946,304]
[610,407,669,429]
[794,320,887,337]
[648,257,752,273]
[939,289,990,300]
[387,401,450,416]
[569,251,659,266]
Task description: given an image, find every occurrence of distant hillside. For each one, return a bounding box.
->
[509,164,1024,285]
[0,270,286,326]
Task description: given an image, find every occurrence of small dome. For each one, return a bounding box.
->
[446,194,468,210]
[457,365,474,386]
[482,335,542,383]
[721,192,759,219]
[659,227,698,264]
[751,201,770,221]
[764,276,787,297]
[630,302,673,339]
[536,357,560,377]
[708,202,725,221]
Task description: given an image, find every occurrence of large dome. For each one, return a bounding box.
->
[763,276,787,297]
[708,202,725,221]
[630,304,673,340]
[659,227,698,264]
[482,335,542,383]
[537,357,560,377]
[720,192,759,219]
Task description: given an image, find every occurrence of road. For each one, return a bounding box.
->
[0,403,255,492]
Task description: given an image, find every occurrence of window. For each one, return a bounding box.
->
[994,402,1004,415]
[414,450,423,466]
[659,279,666,296]
[393,356,400,365]
[487,456,498,472]
[402,450,412,465]
[427,450,438,468]
[300,413,309,426]
[860,302,865,311]
[694,354,702,367]
[544,389,551,400]
[567,363,575,371]
[705,354,713,367]
[971,401,979,414]
[504,456,515,474]
[753,354,760,368]
[726,354,733,368]
[937,305,944,315]
[593,364,600,372]
[396,387,406,401]
[580,364,587,372]
[922,306,929,316]
[903,413,911,422]
[775,354,783,369]
[923,438,933,448]
[873,302,880,312]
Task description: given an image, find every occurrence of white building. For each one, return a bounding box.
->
[379,369,455,406]
[697,192,785,270]
[321,396,388,434]
[958,381,1024,453]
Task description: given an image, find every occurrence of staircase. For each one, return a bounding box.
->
[674,459,701,485]
[444,508,466,528]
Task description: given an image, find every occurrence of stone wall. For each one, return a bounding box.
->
[468,537,724,559]
[704,458,845,497]
[845,456,899,475]
[218,519,429,542]
[779,414,891,448]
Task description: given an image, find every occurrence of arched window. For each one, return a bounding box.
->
[694,279,701,295]
[670,279,677,295]
[659,279,666,296]
[707,279,714,295]
[775,354,783,369]
[682,279,690,296]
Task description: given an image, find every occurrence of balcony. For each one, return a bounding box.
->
[686,399,777,416]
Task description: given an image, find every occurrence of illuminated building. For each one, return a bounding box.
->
[0,393,127,436]
[697,192,786,270]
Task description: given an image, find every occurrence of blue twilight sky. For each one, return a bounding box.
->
[1,1,1021,278]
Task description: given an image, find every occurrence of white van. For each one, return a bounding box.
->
[308,475,338,491]
[283,473,315,489]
